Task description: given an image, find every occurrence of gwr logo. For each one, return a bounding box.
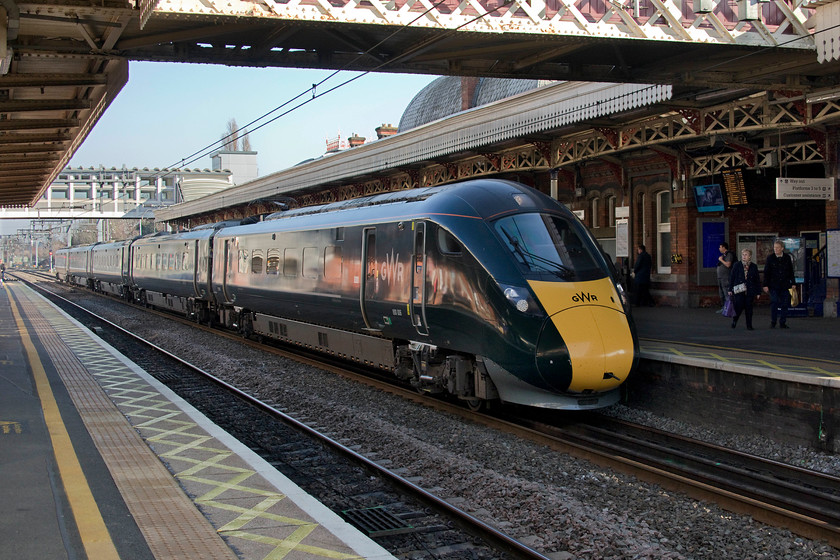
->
[572,292,598,303]
[0,421,22,434]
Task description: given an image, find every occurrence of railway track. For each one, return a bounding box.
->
[17,270,840,549]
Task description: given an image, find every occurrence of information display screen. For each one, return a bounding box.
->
[722,168,748,206]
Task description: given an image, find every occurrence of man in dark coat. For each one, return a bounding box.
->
[762,240,795,329]
[632,244,653,306]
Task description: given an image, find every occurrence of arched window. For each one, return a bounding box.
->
[590,197,599,228]
[607,195,617,227]
[656,191,671,274]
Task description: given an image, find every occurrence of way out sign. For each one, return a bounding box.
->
[775,177,835,200]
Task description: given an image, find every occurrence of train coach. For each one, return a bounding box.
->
[57,179,638,410]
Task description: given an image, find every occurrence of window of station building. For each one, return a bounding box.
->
[325,247,342,279]
[251,250,264,274]
[283,248,299,277]
[656,191,672,274]
[266,249,281,274]
[590,198,600,229]
[52,190,68,199]
[303,247,320,278]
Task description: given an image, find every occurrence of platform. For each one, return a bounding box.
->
[0,279,396,560]
[633,304,840,385]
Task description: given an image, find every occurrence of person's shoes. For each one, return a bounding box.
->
[731,321,736,328]
[780,324,790,329]
[747,326,754,330]
[770,323,776,329]
[715,309,723,314]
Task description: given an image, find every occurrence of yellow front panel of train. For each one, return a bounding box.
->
[529,278,634,392]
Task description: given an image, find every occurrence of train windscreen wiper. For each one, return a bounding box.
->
[500,227,574,280]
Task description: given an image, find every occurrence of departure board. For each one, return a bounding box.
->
[722,168,748,206]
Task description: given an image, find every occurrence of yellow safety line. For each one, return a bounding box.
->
[642,337,840,366]
[7,285,120,560]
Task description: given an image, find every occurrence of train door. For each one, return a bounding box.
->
[410,222,429,336]
[360,227,376,330]
[222,239,233,303]
[191,240,200,296]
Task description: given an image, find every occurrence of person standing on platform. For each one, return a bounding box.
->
[716,242,735,312]
[763,240,795,329]
[632,244,653,306]
[0,261,5,283]
[728,248,761,330]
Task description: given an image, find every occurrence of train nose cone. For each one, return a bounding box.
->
[530,279,634,393]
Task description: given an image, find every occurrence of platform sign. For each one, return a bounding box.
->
[828,229,840,278]
[775,177,835,200]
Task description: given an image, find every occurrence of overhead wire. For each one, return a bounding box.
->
[159,0,518,175]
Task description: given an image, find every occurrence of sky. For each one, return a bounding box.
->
[71,61,437,174]
[0,61,438,234]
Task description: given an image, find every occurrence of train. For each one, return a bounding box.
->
[55,179,638,410]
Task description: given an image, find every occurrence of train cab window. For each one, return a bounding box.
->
[438,229,462,256]
[284,248,299,277]
[303,247,319,279]
[251,250,264,274]
[266,249,281,274]
[325,247,342,279]
[495,213,604,281]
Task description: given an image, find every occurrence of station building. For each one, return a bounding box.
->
[151,78,840,317]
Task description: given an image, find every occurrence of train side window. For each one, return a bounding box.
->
[251,250,264,274]
[266,249,281,274]
[438,229,462,256]
[183,252,189,271]
[284,248,299,277]
[155,253,161,271]
[325,247,342,279]
[334,227,344,241]
[303,247,320,278]
[238,250,249,274]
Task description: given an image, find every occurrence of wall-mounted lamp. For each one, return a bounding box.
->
[575,187,585,198]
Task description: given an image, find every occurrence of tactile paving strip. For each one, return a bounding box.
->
[15,284,368,560]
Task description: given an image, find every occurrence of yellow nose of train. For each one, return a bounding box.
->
[529,278,635,393]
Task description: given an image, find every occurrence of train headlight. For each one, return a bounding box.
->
[503,285,536,313]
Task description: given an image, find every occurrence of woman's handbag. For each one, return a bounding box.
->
[732,283,747,294]
[722,297,736,318]
[789,286,800,307]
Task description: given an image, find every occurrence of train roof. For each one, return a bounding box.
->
[257,179,561,224]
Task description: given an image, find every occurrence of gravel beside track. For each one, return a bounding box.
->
[69,291,838,560]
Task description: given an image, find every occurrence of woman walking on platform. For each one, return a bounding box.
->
[728,249,762,330]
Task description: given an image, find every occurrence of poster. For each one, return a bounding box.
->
[736,233,777,267]
[702,221,725,269]
[616,218,628,258]
[828,229,840,278]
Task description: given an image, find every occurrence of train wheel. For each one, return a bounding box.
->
[465,398,484,412]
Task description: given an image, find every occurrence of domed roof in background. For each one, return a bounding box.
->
[398,77,555,132]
